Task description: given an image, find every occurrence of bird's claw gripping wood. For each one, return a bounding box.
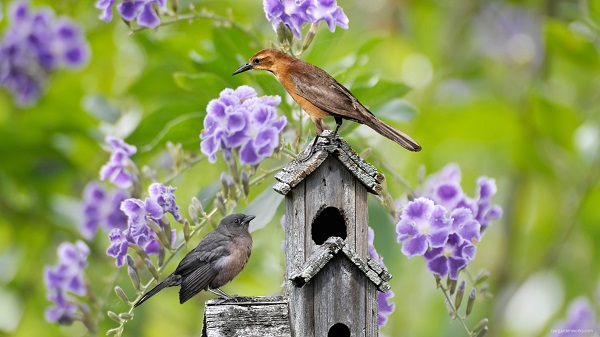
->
[298,131,339,162]
[233,48,422,152]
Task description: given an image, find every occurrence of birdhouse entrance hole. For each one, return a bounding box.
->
[328,323,350,337]
[311,206,347,245]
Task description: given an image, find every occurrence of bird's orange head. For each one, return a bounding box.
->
[232,49,289,75]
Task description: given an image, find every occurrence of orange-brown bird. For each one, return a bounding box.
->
[233,48,421,152]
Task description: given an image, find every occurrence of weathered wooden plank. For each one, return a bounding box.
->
[305,156,357,252]
[367,258,392,282]
[355,179,369,257]
[365,280,379,337]
[289,237,344,287]
[272,131,384,196]
[273,181,291,195]
[287,180,316,337]
[338,139,384,183]
[341,245,383,287]
[202,296,291,337]
[313,255,368,336]
[276,149,329,189]
[334,149,381,195]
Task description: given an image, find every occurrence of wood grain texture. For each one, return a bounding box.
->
[277,134,388,336]
[272,131,384,196]
[202,296,291,337]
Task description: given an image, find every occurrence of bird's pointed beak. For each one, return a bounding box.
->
[242,215,256,224]
[232,63,253,75]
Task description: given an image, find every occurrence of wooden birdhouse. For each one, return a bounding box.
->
[202,131,391,336]
[274,130,392,336]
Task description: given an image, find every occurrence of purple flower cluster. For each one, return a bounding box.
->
[418,163,502,234]
[44,241,89,324]
[95,0,166,29]
[107,183,181,267]
[81,182,128,240]
[200,86,287,166]
[550,297,599,337]
[396,164,502,279]
[368,227,395,327]
[263,0,349,39]
[0,2,89,106]
[100,137,138,189]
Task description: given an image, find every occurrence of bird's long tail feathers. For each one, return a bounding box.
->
[363,117,421,152]
[134,274,179,308]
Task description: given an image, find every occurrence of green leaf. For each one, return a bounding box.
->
[212,25,259,75]
[173,72,227,95]
[374,98,418,123]
[351,79,411,111]
[244,187,284,232]
[590,0,600,24]
[140,112,203,152]
[82,94,121,123]
[357,36,386,56]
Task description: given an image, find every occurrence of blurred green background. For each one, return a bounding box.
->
[1,0,599,336]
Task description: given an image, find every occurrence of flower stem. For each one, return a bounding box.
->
[130,10,261,46]
[437,278,472,336]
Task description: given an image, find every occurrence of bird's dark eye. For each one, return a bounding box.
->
[252,58,261,64]
[235,219,240,224]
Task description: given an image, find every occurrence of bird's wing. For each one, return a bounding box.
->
[174,231,231,277]
[289,66,374,122]
[179,263,217,304]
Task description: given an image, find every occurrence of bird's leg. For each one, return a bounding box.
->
[208,288,238,304]
[298,118,324,162]
[332,117,343,138]
[208,288,232,299]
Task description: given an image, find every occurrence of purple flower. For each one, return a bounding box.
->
[106,183,180,266]
[81,182,128,239]
[44,241,89,324]
[148,182,183,222]
[263,0,312,40]
[0,2,89,106]
[368,227,395,327]
[550,297,598,337]
[263,0,348,40]
[120,198,162,254]
[95,0,116,22]
[417,163,502,234]
[200,86,286,166]
[448,208,481,245]
[100,136,137,189]
[473,177,503,233]
[306,0,349,32]
[96,0,165,28]
[107,228,129,267]
[396,198,450,257]
[424,233,475,280]
[45,288,78,324]
[378,290,395,327]
[419,163,464,210]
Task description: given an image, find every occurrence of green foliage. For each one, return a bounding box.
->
[1,0,599,336]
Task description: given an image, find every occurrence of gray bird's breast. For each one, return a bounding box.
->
[209,235,252,288]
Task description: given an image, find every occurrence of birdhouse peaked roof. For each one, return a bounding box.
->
[272,130,385,196]
[289,237,392,292]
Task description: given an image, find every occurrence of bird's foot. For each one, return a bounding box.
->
[296,131,339,162]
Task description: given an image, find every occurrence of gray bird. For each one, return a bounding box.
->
[134,213,255,307]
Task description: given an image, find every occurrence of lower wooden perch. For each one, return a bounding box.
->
[202,296,291,337]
